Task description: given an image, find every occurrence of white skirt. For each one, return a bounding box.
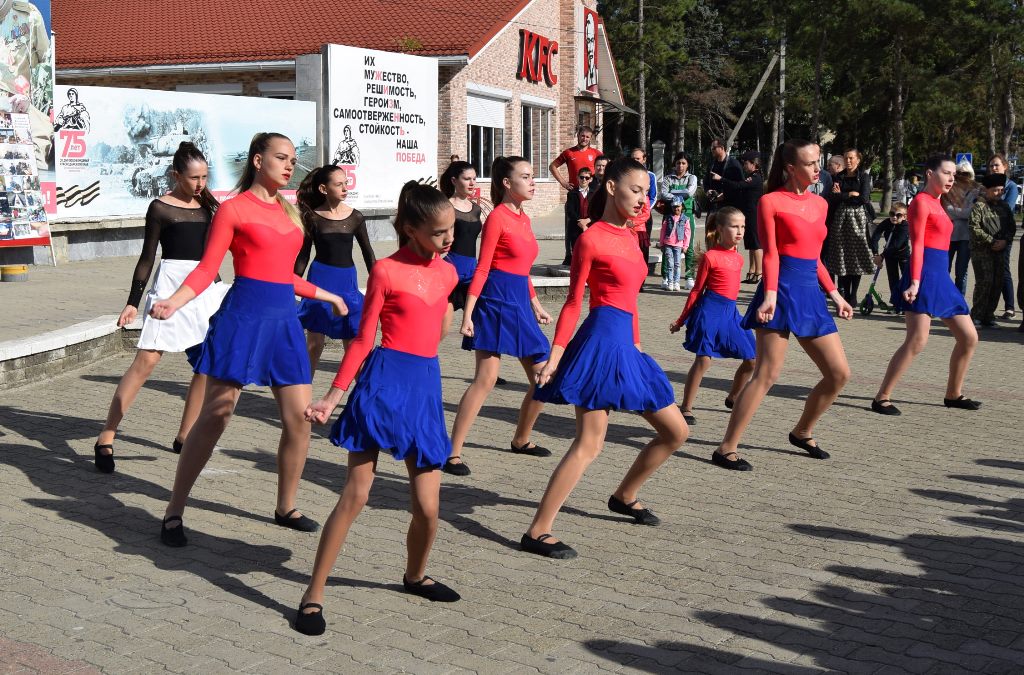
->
[138,259,229,352]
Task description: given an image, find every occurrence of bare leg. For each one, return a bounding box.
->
[164,378,241,520]
[680,356,712,413]
[300,451,378,608]
[511,357,547,448]
[728,359,756,402]
[717,330,790,460]
[306,332,326,374]
[791,333,851,440]
[753,249,764,276]
[940,314,978,399]
[874,311,931,401]
[175,373,207,444]
[271,383,314,517]
[448,352,500,461]
[526,407,609,542]
[614,404,688,503]
[97,349,163,448]
[405,457,442,582]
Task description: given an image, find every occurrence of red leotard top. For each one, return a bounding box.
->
[183,191,319,298]
[675,246,745,324]
[468,203,539,298]
[332,246,458,390]
[907,191,953,281]
[757,190,836,293]
[553,221,647,348]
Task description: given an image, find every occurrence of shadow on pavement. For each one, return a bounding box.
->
[582,638,821,673]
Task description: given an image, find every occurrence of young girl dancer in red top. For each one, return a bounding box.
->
[524,159,688,559]
[295,182,460,636]
[670,206,756,426]
[150,133,347,546]
[713,140,854,471]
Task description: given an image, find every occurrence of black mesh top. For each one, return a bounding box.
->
[127,199,213,307]
[450,203,483,259]
[295,210,376,275]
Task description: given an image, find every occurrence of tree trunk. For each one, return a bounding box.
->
[988,46,998,157]
[1002,69,1015,158]
[881,98,894,214]
[892,35,905,210]
[696,116,703,161]
[767,102,779,177]
[675,99,686,153]
[809,29,826,143]
[637,0,646,149]
[778,31,787,143]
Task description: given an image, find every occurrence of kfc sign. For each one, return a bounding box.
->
[517,29,558,86]
[582,8,599,92]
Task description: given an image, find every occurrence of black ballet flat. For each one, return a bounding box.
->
[724,397,735,410]
[871,399,902,416]
[160,515,188,547]
[403,575,461,602]
[496,376,508,386]
[442,458,471,476]
[788,433,830,459]
[94,443,115,474]
[511,441,552,457]
[294,602,326,636]
[607,495,661,526]
[680,408,697,426]
[274,508,320,532]
[944,395,981,410]
[711,451,753,471]
[520,533,578,559]
[172,439,183,454]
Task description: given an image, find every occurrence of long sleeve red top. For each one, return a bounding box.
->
[553,221,647,347]
[332,246,457,390]
[468,203,538,298]
[757,190,836,293]
[907,191,953,281]
[675,246,745,324]
[183,191,319,298]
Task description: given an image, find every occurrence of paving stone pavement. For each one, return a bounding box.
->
[3,248,1024,673]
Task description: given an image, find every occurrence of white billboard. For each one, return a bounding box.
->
[325,44,438,209]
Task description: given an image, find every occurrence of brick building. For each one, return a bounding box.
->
[56,0,630,216]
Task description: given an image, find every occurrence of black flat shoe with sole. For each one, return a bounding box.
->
[711,451,752,471]
[511,441,552,457]
[160,515,188,547]
[94,443,115,474]
[442,458,471,476]
[294,602,326,635]
[275,508,320,532]
[403,575,461,602]
[496,377,508,386]
[520,533,578,559]
[724,397,735,410]
[871,399,902,416]
[788,432,830,459]
[172,439,183,454]
[944,395,981,410]
[680,409,697,426]
[608,495,661,526]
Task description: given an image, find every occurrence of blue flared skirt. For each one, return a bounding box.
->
[444,253,477,312]
[742,255,838,338]
[191,276,311,387]
[895,247,969,318]
[534,306,675,412]
[330,347,450,469]
[685,290,756,360]
[462,269,549,362]
[296,261,364,340]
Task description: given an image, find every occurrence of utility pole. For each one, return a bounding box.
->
[638,0,646,149]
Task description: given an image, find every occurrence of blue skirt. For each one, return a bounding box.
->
[685,290,756,360]
[742,255,838,338]
[895,247,969,318]
[462,269,549,362]
[330,347,450,469]
[445,253,477,312]
[296,261,364,340]
[191,277,311,387]
[534,306,675,412]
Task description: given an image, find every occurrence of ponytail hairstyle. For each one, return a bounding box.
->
[394,180,452,247]
[587,157,648,223]
[236,131,302,231]
[440,160,476,198]
[763,138,816,193]
[171,141,218,213]
[490,155,529,205]
[706,206,742,249]
[296,164,346,233]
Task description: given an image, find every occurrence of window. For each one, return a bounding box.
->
[257,82,296,99]
[467,125,504,179]
[175,83,244,95]
[522,105,552,180]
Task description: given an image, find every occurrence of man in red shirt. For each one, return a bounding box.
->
[550,126,600,191]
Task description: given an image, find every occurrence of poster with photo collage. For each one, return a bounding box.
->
[0,111,49,247]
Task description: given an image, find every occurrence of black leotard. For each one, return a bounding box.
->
[127,200,212,307]
[450,203,483,258]
[295,210,375,274]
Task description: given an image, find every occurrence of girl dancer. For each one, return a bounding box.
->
[150,133,348,546]
[713,140,853,471]
[295,182,460,636]
[294,165,376,371]
[670,207,756,427]
[447,157,553,476]
[525,159,688,559]
[93,142,226,473]
[872,155,979,416]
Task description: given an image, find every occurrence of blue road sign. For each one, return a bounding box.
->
[956,152,973,167]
